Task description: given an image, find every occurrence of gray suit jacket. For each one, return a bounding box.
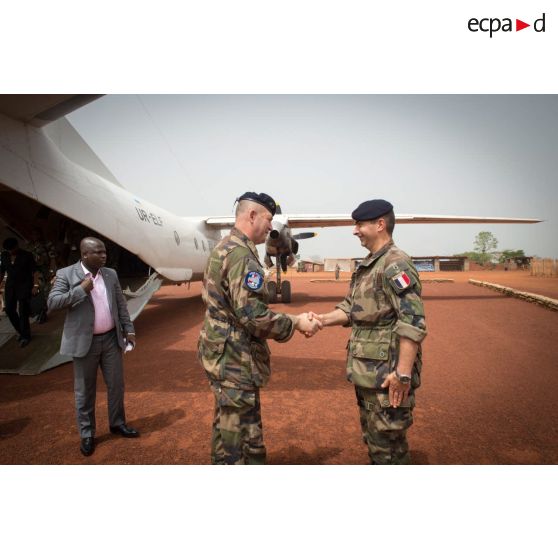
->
[47,262,134,358]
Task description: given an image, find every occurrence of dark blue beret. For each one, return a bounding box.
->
[351,199,393,222]
[236,191,277,216]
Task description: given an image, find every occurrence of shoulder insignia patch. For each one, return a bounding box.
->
[391,270,412,293]
[244,271,264,292]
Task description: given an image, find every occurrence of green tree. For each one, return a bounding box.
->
[499,249,525,263]
[474,231,498,266]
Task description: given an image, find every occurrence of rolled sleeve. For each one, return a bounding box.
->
[235,294,295,341]
[335,291,353,327]
[275,314,297,343]
[393,319,427,343]
[385,263,427,343]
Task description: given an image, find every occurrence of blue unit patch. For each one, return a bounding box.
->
[244,271,264,291]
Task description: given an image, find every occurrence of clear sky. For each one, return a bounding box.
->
[68,95,558,260]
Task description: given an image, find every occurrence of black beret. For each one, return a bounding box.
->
[351,199,393,222]
[236,191,277,216]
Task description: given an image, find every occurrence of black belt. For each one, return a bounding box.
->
[353,322,394,329]
[93,328,115,336]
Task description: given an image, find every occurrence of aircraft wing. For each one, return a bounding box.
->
[206,214,541,229]
[0,94,103,127]
[285,214,542,227]
[205,216,236,228]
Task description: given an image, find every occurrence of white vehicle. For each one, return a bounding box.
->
[0,95,540,373]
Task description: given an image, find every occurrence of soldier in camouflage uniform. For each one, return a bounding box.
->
[27,228,57,323]
[198,192,321,465]
[311,199,427,464]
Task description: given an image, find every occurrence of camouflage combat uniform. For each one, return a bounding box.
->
[198,227,296,465]
[336,240,427,464]
[27,239,57,319]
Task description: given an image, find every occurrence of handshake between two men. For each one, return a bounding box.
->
[200,194,425,464]
[292,309,347,338]
[293,312,323,338]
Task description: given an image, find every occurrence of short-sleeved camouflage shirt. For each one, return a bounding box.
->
[336,240,427,389]
[199,227,296,390]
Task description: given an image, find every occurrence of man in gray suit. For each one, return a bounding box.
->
[48,237,140,457]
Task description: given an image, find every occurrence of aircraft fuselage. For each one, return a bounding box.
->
[0,114,220,282]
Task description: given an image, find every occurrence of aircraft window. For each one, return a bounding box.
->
[194,238,199,250]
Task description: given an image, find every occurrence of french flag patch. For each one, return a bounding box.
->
[392,271,411,291]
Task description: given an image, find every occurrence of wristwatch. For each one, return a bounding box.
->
[395,370,412,384]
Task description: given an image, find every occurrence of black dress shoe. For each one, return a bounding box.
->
[110,424,140,438]
[80,437,95,456]
[19,338,30,348]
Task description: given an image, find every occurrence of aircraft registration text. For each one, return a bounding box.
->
[135,207,163,226]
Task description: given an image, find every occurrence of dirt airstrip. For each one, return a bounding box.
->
[1,270,557,464]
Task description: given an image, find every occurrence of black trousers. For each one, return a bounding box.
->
[4,287,31,340]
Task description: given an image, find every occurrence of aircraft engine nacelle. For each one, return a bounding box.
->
[265,224,293,258]
[264,222,317,269]
[263,223,317,304]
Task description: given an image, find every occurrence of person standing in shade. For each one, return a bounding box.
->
[48,236,139,457]
[27,227,58,323]
[309,200,427,464]
[0,238,38,348]
[199,192,321,465]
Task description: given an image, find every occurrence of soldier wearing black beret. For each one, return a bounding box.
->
[236,191,277,217]
[310,199,427,464]
[198,191,321,464]
[351,199,394,222]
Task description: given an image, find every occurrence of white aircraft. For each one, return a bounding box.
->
[0,94,540,373]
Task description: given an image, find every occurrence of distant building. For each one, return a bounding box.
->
[412,256,469,272]
[326,255,471,272]
[502,256,531,270]
[298,258,324,272]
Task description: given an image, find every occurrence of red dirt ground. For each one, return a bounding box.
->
[1,270,557,464]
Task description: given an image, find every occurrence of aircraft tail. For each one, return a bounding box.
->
[43,117,124,189]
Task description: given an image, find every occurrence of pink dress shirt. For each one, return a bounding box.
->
[81,263,115,334]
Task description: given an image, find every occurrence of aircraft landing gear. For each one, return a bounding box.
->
[268,280,278,303]
[267,257,291,304]
[280,279,291,303]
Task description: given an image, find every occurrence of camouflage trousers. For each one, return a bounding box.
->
[210,383,266,465]
[34,266,53,318]
[354,386,415,465]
